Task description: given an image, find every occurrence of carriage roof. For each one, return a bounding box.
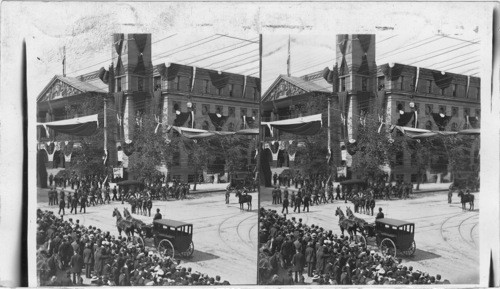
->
[153,219,192,228]
[376,218,414,227]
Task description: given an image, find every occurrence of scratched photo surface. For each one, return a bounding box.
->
[257,33,483,285]
[0,1,497,288]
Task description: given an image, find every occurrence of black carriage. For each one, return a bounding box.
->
[364,218,416,258]
[141,219,194,258]
[229,171,255,191]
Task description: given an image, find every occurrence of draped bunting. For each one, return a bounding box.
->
[173,112,191,127]
[413,67,419,92]
[37,114,99,137]
[208,113,228,131]
[339,57,348,75]
[261,114,323,136]
[382,63,404,81]
[269,142,279,161]
[397,112,415,126]
[114,34,124,55]
[151,91,163,115]
[346,140,358,155]
[172,126,257,139]
[338,91,348,117]
[134,34,148,74]
[432,71,453,90]
[166,63,181,81]
[431,113,452,131]
[98,67,109,84]
[395,126,460,139]
[338,34,348,55]
[468,116,479,129]
[123,141,135,156]
[254,78,261,91]
[376,90,385,113]
[338,35,349,76]
[108,64,115,93]
[114,92,124,117]
[357,55,369,75]
[357,35,371,53]
[289,152,297,161]
[209,71,230,89]
[322,67,334,84]
[243,115,255,128]
[63,141,74,163]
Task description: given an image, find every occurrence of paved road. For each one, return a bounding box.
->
[38,188,258,285]
[260,187,479,284]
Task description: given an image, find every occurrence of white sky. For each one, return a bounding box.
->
[29,33,260,98]
[262,33,480,92]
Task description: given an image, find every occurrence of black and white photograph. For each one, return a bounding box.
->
[0,1,498,288]
[30,25,260,285]
[258,33,484,285]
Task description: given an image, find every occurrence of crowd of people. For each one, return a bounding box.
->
[47,171,195,217]
[36,209,230,286]
[258,208,449,285]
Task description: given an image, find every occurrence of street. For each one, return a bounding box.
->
[38,188,258,285]
[260,186,479,284]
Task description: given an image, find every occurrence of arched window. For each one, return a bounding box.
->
[425,120,433,130]
[228,123,235,132]
[451,122,458,131]
[202,121,210,131]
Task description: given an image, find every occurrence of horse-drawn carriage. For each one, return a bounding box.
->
[363,218,416,258]
[141,219,195,259]
[335,207,416,258]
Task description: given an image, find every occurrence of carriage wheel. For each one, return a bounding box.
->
[131,236,144,247]
[180,241,194,258]
[158,239,175,258]
[379,238,397,257]
[401,240,416,257]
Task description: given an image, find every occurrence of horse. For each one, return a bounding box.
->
[258,250,287,285]
[123,207,146,235]
[335,207,358,240]
[346,207,368,230]
[457,191,475,211]
[236,190,252,211]
[112,208,135,239]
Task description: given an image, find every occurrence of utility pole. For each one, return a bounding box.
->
[62,46,66,77]
[287,35,291,77]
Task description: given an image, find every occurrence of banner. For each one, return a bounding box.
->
[113,167,124,178]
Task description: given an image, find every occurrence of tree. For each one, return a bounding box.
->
[184,138,213,190]
[351,113,395,182]
[128,113,170,182]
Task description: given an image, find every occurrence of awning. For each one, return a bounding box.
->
[261,114,323,136]
[457,128,480,135]
[395,126,479,139]
[172,126,258,139]
[37,114,99,137]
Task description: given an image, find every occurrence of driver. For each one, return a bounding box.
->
[376,207,384,220]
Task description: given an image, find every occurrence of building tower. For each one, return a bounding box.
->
[335,34,377,140]
[111,33,153,141]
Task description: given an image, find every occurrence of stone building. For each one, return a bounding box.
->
[37,33,260,182]
[261,34,480,183]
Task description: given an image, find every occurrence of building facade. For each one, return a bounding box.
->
[37,33,260,182]
[261,34,480,183]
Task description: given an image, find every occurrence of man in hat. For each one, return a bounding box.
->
[70,249,84,284]
[282,196,289,215]
[376,207,384,220]
[291,249,305,283]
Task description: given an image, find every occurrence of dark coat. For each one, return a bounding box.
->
[70,253,84,273]
[83,247,93,264]
[292,252,306,272]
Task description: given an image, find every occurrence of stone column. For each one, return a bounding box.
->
[123,94,135,142]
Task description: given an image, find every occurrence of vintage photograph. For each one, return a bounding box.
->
[258,34,481,285]
[33,32,260,286]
